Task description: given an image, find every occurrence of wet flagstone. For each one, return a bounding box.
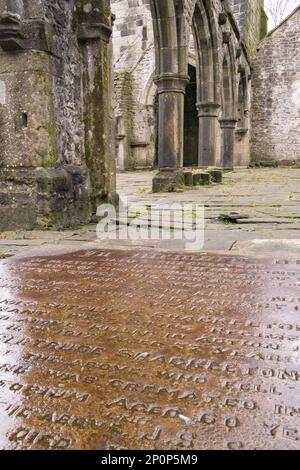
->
[0,249,300,449]
[1,169,300,257]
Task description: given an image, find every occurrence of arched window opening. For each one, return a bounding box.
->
[184,64,199,167]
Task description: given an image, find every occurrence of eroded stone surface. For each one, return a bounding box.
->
[1,249,300,450]
[0,1,115,231]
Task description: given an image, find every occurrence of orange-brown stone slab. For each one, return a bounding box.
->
[0,250,300,450]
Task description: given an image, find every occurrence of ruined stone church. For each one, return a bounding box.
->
[0,0,299,230]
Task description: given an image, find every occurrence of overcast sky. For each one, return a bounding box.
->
[265,0,300,29]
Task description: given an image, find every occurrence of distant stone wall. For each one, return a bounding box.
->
[251,8,300,163]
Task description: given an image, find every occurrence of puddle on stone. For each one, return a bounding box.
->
[0,249,300,449]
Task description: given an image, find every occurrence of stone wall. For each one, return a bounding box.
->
[0,0,115,230]
[251,7,300,163]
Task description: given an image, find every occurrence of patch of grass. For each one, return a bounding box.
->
[0,231,25,240]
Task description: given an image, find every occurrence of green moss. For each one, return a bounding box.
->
[115,71,136,169]
[260,8,268,39]
[82,42,112,212]
[33,71,57,168]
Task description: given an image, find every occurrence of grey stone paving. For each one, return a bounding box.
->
[1,168,300,259]
[116,168,300,254]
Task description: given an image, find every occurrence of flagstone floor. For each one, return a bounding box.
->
[1,168,300,259]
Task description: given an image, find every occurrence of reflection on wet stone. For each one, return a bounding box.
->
[0,250,300,449]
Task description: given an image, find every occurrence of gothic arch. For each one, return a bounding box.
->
[3,0,24,16]
[222,51,234,118]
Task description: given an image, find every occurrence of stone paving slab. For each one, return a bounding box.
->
[1,249,300,450]
[232,239,300,255]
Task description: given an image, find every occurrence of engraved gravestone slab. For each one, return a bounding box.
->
[0,250,300,450]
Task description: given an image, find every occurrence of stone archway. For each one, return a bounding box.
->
[0,0,116,229]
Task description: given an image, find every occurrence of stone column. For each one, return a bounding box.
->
[219,118,237,170]
[76,1,115,212]
[197,102,221,168]
[152,73,189,193]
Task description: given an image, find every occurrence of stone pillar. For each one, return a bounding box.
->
[197,102,221,168]
[219,118,237,170]
[152,73,189,192]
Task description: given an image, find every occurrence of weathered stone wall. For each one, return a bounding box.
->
[0,0,115,230]
[251,7,300,163]
[112,0,254,170]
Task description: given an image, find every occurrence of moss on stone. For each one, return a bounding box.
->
[32,71,57,169]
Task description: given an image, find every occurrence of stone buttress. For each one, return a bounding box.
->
[0,0,115,230]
